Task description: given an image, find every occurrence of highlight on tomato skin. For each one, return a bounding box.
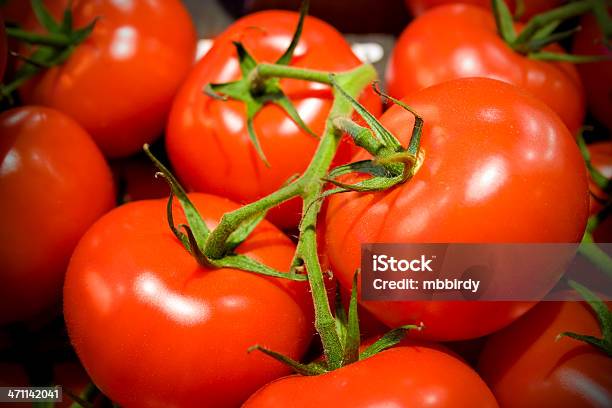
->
[0,106,115,326]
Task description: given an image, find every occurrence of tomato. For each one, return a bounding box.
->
[0,1,31,25]
[64,193,314,408]
[573,12,612,131]
[110,155,168,203]
[166,10,381,230]
[243,346,498,407]
[0,106,114,325]
[478,300,612,407]
[19,0,197,158]
[405,0,563,20]
[588,141,612,243]
[323,78,589,341]
[386,4,585,134]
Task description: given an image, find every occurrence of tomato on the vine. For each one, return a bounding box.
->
[573,12,612,131]
[323,78,589,341]
[0,106,114,325]
[244,346,498,407]
[478,299,612,407]
[404,0,563,20]
[64,193,314,408]
[166,10,381,229]
[387,4,585,134]
[19,0,197,158]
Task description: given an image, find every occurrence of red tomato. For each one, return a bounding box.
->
[405,0,563,20]
[0,106,114,325]
[166,10,381,230]
[19,0,197,158]
[387,4,585,134]
[478,300,612,407]
[110,155,168,203]
[324,78,589,341]
[244,346,498,407]
[0,1,31,24]
[573,12,612,131]
[64,193,314,408]
[588,141,612,243]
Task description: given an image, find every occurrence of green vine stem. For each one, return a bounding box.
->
[200,63,376,367]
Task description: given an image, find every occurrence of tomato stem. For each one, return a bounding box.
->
[252,63,333,85]
[579,233,612,279]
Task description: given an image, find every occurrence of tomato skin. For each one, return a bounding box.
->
[478,300,612,407]
[405,0,563,20]
[387,4,585,134]
[244,346,498,407]
[110,155,168,203]
[20,0,197,158]
[588,141,612,243]
[64,193,314,408]
[166,10,381,230]
[573,13,612,131]
[0,106,114,325]
[0,17,6,81]
[324,78,589,341]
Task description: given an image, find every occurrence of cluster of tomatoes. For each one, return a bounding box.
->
[0,0,611,407]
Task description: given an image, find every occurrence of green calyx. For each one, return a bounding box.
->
[491,0,612,63]
[204,0,316,166]
[143,145,306,282]
[1,0,97,101]
[557,280,612,357]
[250,272,424,376]
[323,81,424,198]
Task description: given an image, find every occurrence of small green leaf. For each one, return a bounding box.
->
[327,160,393,180]
[331,75,401,151]
[557,280,612,357]
[233,41,258,77]
[59,6,73,34]
[492,0,517,43]
[371,83,423,156]
[532,20,561,40]
[246,105,270,166]
[334,283,349,347]
[211,254,307,281]
[31,0,60,33]
[270,92,318,138]
[165,191,190,250]
[249,345,327,376]
[344,271,360,365]
[71,17,98,44]
[323,174,404,198]
[577,131,610,192]
[359,323,424,361]
[522,26,582,53]
[144,145,210,248]
[529,51,610,63]
[276,0,310,65]
[513,0,525,20]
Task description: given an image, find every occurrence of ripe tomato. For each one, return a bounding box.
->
[478,300,612,407]
[19,0,197,158]
[166,10,381,230]
[243,346,498,407]
[387,4,585,134]
[64,193,314,408]
[588,141,612,243]
[573,12,612,131]
[110,155,168,203]
[405,0,563,20]
[0,106,114,325]
[323,78,589,341]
